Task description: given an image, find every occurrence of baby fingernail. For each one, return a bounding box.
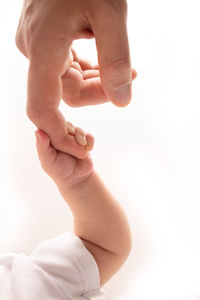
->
[68,124,76,135]
[75,134,87,146]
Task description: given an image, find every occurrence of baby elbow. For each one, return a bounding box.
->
[117,225,133,259]
[122,234,133,260]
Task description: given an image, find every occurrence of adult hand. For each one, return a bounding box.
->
[15,0,137,159]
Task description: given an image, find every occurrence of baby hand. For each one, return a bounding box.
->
[35,122,94,188]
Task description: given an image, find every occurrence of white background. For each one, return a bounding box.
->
[0,0,200,299]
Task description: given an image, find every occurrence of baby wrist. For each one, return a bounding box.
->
[56,169,95,195]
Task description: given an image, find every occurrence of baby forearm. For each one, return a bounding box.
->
[57,170,132,256]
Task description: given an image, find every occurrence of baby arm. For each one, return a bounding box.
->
[58,171,132,286]
[35,124,132,286]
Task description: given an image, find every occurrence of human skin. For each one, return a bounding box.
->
[16,0,137,160]
[35,126,132,286]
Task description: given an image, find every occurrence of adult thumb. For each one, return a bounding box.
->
[90,4,132,107]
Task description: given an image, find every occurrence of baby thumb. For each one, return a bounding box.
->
[35,129,51,158]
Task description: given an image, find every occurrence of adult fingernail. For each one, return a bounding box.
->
[114,83,131,105]
[75,134,87,146]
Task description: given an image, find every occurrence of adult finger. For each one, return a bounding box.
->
[35,129,57,172]
[62,67,137,107]
[71,48,99,70]
[27,55,91,159]
[27,62,69,145]
[62,67,108,107]
[88,0,132,107]
[35,129,51,155]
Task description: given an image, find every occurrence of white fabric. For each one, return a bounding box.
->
[0,232,104,300]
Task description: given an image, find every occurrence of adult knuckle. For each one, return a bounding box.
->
[65,100,77,108]
[15,28,26,55]
[105,56,130,75]
[99,0,127,14]
[25,21,40,56]
[62,95,79,108]
[120,0,128,13]
[87,0,117,20]
[15,32,21,50]
[15,2,35,56]
[26,105,45,121]
[26,106,36,121]
[113,0,128,14]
